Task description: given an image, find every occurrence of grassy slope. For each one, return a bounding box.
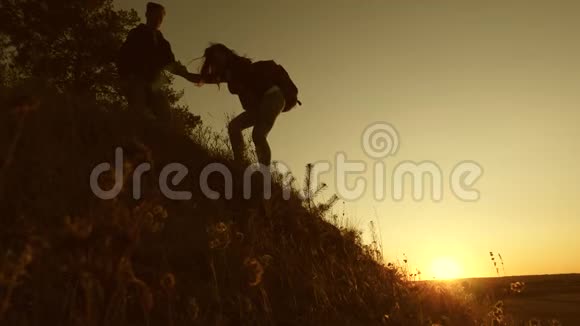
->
[0,94,479,326]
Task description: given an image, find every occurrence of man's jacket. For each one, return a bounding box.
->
[117,24,176,83]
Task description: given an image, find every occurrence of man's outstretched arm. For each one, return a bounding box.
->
[165,61,222,84]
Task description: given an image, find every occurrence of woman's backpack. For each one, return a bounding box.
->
[253,60,301,112]
[274,63,301,112]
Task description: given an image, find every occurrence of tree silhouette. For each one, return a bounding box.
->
[0,0,200,133]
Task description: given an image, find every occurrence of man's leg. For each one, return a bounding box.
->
[228,111,255,162]
[149,88,172,126]
[123,78,148,116]
[252,87,285,166]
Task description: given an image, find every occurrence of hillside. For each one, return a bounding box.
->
[0,91,478,326]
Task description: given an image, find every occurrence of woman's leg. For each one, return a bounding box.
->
[228,111,255,162]
[253,87,286,166]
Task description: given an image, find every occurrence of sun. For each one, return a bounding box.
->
[430,257,463,280]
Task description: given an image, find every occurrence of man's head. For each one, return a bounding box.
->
[146,2,165,29]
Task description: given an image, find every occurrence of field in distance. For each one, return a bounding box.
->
[456,273,580,324]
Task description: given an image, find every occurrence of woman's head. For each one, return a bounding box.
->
[200,43,250,83]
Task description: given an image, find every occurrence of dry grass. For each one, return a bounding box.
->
[1,89,568,325]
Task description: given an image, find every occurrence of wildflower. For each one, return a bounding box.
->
[244,257,264,287]
[260,254,273,268]
[187,297,199,321]
[152,205,168,219]
[215,222,227,233]
[510,281,525,293]
[161,272,176,290]
[207,222,231,249]
[63,215,93,239]
[19,244,34,266]
[209,239,219,249]
[528,318,540,326]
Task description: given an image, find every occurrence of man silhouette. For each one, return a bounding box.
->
[117,2,197,124]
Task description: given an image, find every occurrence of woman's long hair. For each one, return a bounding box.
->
[199,43,251,85]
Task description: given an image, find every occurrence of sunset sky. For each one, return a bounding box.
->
[115,0,580,279]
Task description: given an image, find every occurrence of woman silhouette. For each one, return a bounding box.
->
[196,43,300,166]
